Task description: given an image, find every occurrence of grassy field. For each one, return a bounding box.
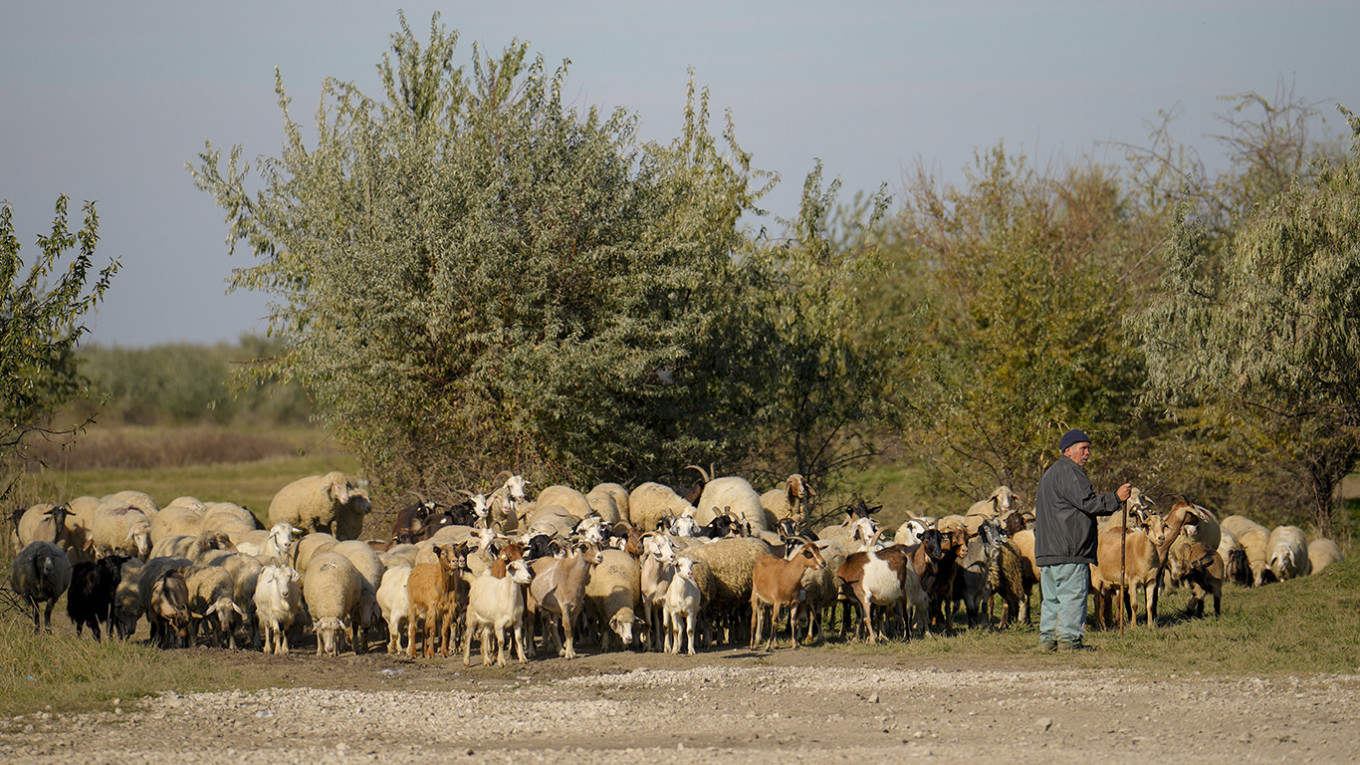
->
[2,424,1358,720]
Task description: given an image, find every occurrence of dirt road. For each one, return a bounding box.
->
[3,648,1357,764]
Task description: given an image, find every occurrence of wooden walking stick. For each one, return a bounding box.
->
[1118,493,1128,636]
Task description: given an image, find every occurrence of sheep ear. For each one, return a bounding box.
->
[232,604,247,618]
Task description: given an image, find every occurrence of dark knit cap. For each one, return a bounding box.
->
[1059,428,1090,452]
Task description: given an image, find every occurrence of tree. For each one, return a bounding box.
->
[884,145,1159,507]
[1,196,119,500]
[1139,107,1360,536]
[740,162,899,519]
[190,14,775,493]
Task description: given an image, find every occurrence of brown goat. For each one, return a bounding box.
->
[750,541,826,650]
[407,544,464,658]
[1176,541,1223,617]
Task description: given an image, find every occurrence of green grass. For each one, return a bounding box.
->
[0,616,281,718]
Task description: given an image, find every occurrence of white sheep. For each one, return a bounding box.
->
[88,506,153,560]
[535,485,593,519]
[185,564,244,648]
[694,473,767,532]
[376,564,413,655]
[1221,515,1271,586]
[965,485,1017,518]
[268,472,371,540]
[201,502,259,535]
[14,503,78,555]
[330,539,387,651]
[464,558,535,667]
[303,551,363,656]
[9,541,73,632]
[292,531,340,576]
[150,504,205,545]
[588,482,630,524]
[231,522,299,563]
[585,548,643,650]
[1307,539,1344,575]
[1267,525,1311,581]
[628,482,697,532]
[100,490,160,519]
[253,563,303,655]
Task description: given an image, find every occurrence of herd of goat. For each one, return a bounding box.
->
[6,466,1348,664]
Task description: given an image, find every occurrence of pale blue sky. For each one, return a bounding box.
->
[3,1,1357,346]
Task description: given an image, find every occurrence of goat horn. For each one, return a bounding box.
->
[685,464,710,484]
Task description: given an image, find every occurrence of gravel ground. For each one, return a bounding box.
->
[3,650,1358,764]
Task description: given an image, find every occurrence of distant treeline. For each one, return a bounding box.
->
[74,336,311,426]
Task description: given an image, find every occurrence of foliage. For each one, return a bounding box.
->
[190,14,780,492]
[882,146,1160,508]
[1139,107,1360,536]
[0,196,118,501]
[740,163,901,519]
[73,337,312,426]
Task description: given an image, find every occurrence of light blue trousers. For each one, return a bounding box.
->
[1039,563,1090,644]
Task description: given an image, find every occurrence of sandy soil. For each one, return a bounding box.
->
[3,644,1358,764]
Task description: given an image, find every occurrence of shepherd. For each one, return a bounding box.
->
[1033,428,1131,652]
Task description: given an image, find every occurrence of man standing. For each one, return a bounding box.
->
[1034,428,1131,652]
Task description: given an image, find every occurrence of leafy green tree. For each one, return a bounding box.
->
[884,146,1159,507]
[1,196,119,499]
[190,14,774,491]
[1140,107,1360,536]
[741,163,899,519]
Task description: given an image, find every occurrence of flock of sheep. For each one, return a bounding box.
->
[5,467,1348,664]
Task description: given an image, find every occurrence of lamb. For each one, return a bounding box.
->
[1221,515,1272,586]
[88,505,153,560]
[464,558,535,667]
[693,471,768,532]
[377,563,414,655]
[268,472,371,540]
[65,554,131,640]
[664,557,703,655]
[628,482,698,533]
[585,548,644,651]
[759,474,814,527]
[9,541,74,633]
[749,540,826,650]
[303,551,364,656]
[206,552,264,648]
[185,564,245,648]
[1308,538,1345,575]
[406,543,469,658]
[527,541,601,659]
[253,562,303,655]
[1267,525,1311,581]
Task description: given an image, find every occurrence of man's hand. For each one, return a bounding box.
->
[1116,483,1132,502]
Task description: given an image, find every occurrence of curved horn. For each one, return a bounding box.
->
[685,464,710,484]
[491,470,513,486]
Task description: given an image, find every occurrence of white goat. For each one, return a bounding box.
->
[464,558,534,667]
[664,557,702,655]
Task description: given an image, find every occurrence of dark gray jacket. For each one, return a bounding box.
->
[1034,456,1121,566]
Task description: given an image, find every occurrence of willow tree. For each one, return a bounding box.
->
[1,196,119,500]
[1140,107,1360,536]
[190,14,773,492]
